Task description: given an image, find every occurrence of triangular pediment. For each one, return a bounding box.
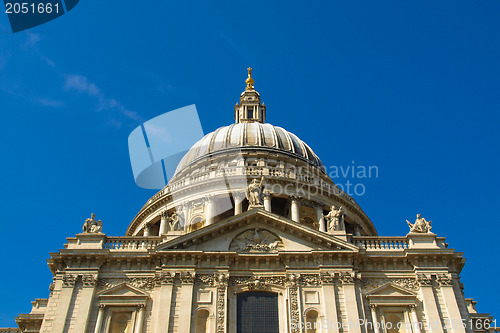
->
[366,282,416,299]
[97,283,149,297]
[155,209,359,252]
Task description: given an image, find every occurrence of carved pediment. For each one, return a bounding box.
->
[229,228,283,253]
[155,209,359,253]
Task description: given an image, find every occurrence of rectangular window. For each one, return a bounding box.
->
[247,107,253,118]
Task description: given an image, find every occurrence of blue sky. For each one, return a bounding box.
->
[0,0,499,326]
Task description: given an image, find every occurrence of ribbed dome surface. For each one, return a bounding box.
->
[175,122,324,174]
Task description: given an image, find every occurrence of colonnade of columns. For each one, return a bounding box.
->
[142,192,340,236]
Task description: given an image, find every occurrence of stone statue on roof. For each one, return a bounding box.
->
[407,214,432,233]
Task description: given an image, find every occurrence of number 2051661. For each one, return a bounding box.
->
[5,2,60,14]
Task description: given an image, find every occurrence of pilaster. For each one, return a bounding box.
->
[417,273,444,333]
[152,272,175,333]
[177,272,195,333]
[340,272,362,333]
[73,273,98,333]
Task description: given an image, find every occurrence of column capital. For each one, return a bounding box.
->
[82,274,98,287]
[436,273,453,286]
[339,271,356,285]
[416,273,433,287]
[262,191,272,199]
[62,273,78,287]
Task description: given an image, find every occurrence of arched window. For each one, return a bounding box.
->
[305,309,319,333]
[195,309,210,333]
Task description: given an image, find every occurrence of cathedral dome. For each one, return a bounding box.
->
[126,68,377,237]
[174,122,325,175]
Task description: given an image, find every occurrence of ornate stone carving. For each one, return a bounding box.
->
[320,272,335,284]
[82,274,98,287]
[168,212,181,231]
[339,271,355,285]
[416,273,433,287]
[180,271,195,284]
[361,278,419,291]
[216,284,226,333]
[216,273,228,333]
[230,276,285,288]
[300,274,321,286]
[287,273,300,333]
[62,274,77,287]
[82,213,103,233]
[98,277,155,291]
[196,274,217,286]
[324,206,344,231]
[229,228,282,253]
[154,272,175,286]
[407,214,432,233]
[246,176,265,208]
[436,273,452,286]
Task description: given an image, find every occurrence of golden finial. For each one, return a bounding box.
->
[245,67,255,90]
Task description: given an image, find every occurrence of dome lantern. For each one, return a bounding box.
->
[235,67,266,123]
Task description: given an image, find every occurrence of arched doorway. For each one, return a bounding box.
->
[237,291,279,333]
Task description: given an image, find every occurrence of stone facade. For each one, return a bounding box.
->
[9,70,497,333]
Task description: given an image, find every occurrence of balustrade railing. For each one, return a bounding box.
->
[352,236,409,250]
[104,237,163,250]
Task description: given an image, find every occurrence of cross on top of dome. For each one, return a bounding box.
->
[245,67,255,90]
[235,67,266,123]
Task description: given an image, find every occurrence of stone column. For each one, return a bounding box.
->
[234,192,244,215]
[290,196,300,222]
[409,304,422,333]
[144,224,150,237]
[417,273,444,333]
[316,205,326,232]
[51,274,77,333]
[152,272,175,333]
[354,224,362,236]
[340,272,362,333]
[205,196,215,226]
[134,304,145,333]
[370,304,381,333]
[321,273,339,333]
[437,274,467,333]
[263,192,272,212]
[73,274,98,333]
[177,272,195,333]
[159,211,168,235]
[181,203,190,231]
[93,305,105,333]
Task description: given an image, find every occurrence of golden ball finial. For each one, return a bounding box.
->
[245,67,255,90]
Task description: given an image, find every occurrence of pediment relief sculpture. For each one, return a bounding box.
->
[229,228,283,253]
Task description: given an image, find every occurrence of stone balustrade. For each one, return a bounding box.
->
[104,236,163,250]
[0,329,20,333]
[164,164,357,205]
[352,236,409,250]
